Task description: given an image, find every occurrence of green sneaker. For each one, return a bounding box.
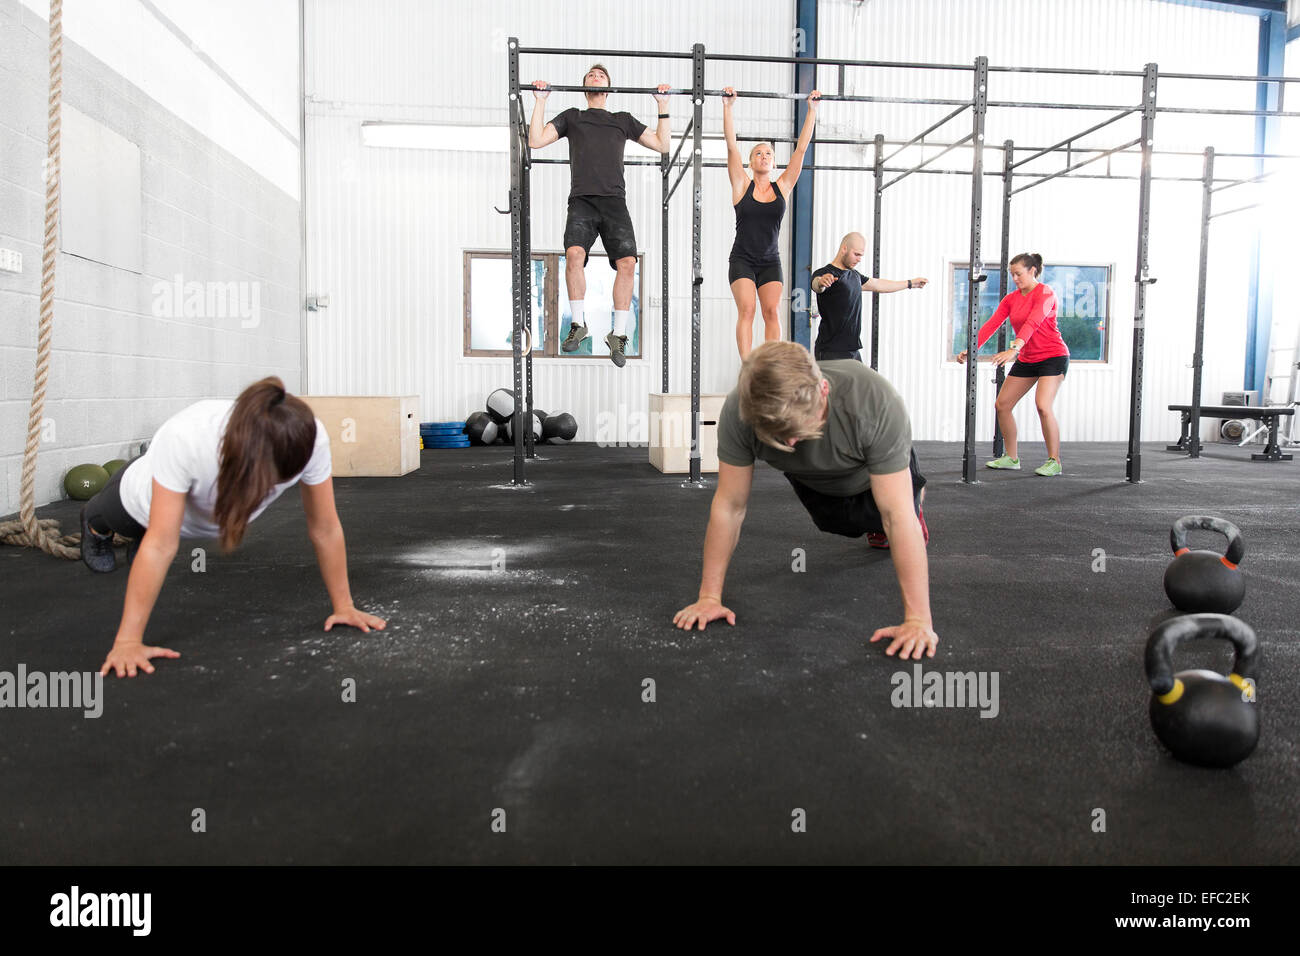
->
[561,322,589,353]
[604,331,628,368]
[1034,458,1062,477]
[986,455,1020,470]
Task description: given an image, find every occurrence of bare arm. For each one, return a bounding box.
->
[958,295,1011,364]
[301,478,386,633]
[636,84,672,153]
[722,87,748,199]
[776,90,820,194]
[863,276,928,293]
[528,82,559,149]
[866,468,938,659]
[673,462,753,629]
[100,480,185,676]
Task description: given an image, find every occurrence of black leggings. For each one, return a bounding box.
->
[84,460,147,539]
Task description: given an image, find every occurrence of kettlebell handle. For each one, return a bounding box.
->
[1145,613,1259,695]
[1169,515,1245,567]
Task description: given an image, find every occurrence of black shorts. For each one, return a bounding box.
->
[563,196,637,269]
[1008,354,1069,378]
[785,449,927,538]
[815,349,863,363]
[84,459,147,539]
[728,258,782,287]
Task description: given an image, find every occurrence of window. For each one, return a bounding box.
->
[464,252,546,357]
[464,251,643,359]
[949,263,1112,362]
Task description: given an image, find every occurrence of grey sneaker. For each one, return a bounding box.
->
[605,332,628,368]
[80,506,116,573]
[561,322,589,353]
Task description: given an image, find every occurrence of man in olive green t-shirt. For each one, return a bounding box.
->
[672,342,937,660]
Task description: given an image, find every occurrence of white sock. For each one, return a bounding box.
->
[613,309,630,337]
[569,300,585,329]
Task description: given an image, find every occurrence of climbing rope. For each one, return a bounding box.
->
[0,0,78,558]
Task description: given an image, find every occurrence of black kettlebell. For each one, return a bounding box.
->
[1163,515,1245,614]
[1145,613,1259,768]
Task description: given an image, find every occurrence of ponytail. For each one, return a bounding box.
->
[214,377,317,552]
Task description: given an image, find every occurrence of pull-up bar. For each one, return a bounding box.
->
[703,88,971,107]
[1158,105,1300,117]
[528,156,1230,185]
[520,42,1300,85]
[988,100,1139,111]
[531,84,691,96]
[1160,71,1300,83]
[703,51,975,71]
[988,64,1145,77]
[517,45,693,60]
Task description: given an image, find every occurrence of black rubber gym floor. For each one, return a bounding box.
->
[1,440,1296,865]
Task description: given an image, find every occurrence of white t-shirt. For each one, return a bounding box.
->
[119,399,333,539]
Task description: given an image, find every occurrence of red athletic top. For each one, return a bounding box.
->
[976,283,1069,362]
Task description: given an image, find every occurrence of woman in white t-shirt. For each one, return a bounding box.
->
[80,377,386,677]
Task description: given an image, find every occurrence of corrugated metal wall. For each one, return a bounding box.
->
[305,0,1282,446]
[814,0,1271,445]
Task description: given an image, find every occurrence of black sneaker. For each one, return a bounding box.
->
[80,507,116,573]
[561,322,589,353]
[604,332,628,368]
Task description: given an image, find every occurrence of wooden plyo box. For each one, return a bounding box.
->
[302,395,420,477]
[648,392,727,474]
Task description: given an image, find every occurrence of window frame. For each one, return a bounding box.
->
[463,249,646,360]
[945,260,1114,365]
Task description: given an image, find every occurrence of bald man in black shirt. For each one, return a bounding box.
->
[812,232,929,362]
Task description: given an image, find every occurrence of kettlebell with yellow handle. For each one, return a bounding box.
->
[1145,613,1259,769]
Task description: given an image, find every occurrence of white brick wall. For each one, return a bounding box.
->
[0,0,301,516]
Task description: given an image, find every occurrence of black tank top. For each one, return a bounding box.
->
[730,179,785,264]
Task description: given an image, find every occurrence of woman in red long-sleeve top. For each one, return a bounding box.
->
[958,252,1068,476]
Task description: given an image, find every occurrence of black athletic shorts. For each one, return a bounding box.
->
[1008,354,1069,378]
[815,349,863,363]
[785,449,927,538]
[728,257,782,287]
[563,196,637,269]
[84,459,147,539]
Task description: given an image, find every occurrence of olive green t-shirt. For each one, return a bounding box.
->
[716,360,913,496]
